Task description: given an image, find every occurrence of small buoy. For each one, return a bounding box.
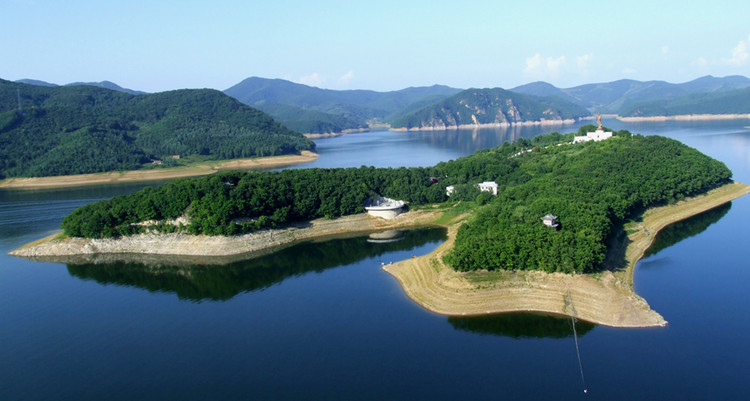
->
[584,389,588,394]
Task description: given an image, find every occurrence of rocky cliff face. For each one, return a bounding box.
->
[392,88,589,129]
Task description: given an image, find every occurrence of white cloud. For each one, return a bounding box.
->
[523,53,566,79]
[693,57,709,68]
[721,35,750,66]
[297,73,325,87]
[622,67,637,75]
[337,70,355,86]
[576,53,593,72]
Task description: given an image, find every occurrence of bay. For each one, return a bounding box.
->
[1,118,749,400]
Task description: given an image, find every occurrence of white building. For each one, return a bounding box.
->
[573,129,613,143]
[365,196,405,220]
[446,181,498,197]
[478,181,498,195]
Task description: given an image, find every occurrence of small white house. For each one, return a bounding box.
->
[478,181,498,196]
[541,214,559,228]
[446,182,498,197]
[573,129,613,143]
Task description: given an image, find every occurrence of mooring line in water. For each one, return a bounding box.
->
[571,315,588,394]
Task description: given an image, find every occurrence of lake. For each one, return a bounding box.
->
[1,119,750,400]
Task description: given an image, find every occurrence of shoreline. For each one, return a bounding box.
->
[617,114,750,122]
[391,119,579,132]
[10,182,749,327]
[0,151,318,190]
[382,182,750,327]
[9,208,447,261]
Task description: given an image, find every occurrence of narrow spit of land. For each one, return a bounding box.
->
[383,182,750,328]
[0,151,318,190]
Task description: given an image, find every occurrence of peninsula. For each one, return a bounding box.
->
[10,130,742,327]
[0,151,318,189]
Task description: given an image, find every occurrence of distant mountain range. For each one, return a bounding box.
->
[14,74,750,135]
[224,77,462,134]
[223,75,750,132]
[389,88,590,129]
[1,79,313,178]
[510,75,750,117]
[16,79,147,95]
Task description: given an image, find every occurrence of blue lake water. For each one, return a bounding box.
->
[1,119,750,400]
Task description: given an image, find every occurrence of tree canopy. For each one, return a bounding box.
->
[0,80,314,178]
[60,130,732,274]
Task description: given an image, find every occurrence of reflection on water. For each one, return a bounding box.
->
[449,312,595,339]
[644,202,731,258]
[66,227,446,301]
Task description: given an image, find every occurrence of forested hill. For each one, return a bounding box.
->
[224,77,461,134]
[0,79,314,178]
[511,75,750,115]
[390,88,591,129]
[618,87,750,117]
[61,130,731,275]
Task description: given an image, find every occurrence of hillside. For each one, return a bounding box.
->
[224,77,461,132]
[16,78,147,95]
[0,79,314,178]
[619,87,750,117]
[252,103,367,135]
[390,87,591,129]
[511,75,750,115]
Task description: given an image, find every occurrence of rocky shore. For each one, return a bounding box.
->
[10,209,443,262]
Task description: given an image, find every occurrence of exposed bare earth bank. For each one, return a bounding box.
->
[383,182,750,327]
[0,151,318,190]
[10,182,749,328]
[10,209,444,262]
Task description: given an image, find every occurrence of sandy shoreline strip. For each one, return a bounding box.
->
[0,151,318,190]
[382,182,750,327]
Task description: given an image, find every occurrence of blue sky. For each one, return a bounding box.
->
[2,0,749,92]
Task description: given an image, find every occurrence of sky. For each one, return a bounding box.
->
[2,0,749,93]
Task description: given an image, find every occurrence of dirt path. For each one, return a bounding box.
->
[0,151,318,189]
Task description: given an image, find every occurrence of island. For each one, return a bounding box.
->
[11,128,749,327]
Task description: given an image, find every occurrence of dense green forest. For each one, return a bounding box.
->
[390,88,591,129]
[61,130,731,274]
[224,77,462,131]
[0,79,314,178]
[511,75,750,115]
[252,102,367,134]
[618,87,750,117]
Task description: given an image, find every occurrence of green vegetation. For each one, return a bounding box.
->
[619,87,750,117]
[253,103,366,134]
[390,88,590,129]
[224,77,462,131]
[0,79,314,178]
[511,75,750,115]
[60,130,732,275]
[445,134,730,274]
